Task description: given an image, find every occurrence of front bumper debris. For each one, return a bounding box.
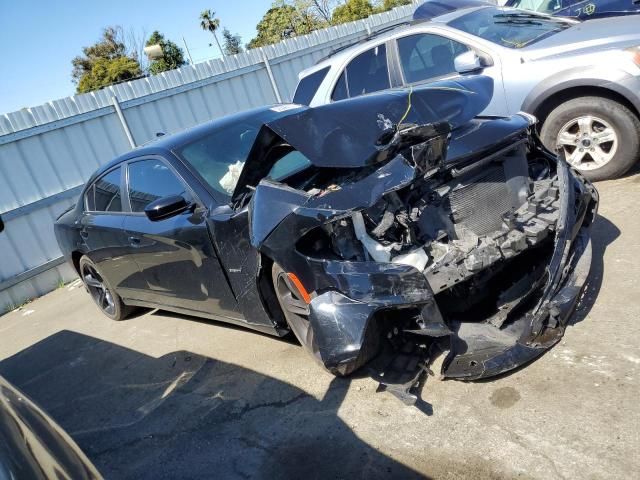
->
[299,161,597,404]
[248,102,598,404]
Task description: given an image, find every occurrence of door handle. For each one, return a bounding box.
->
[80,230,89,239]
[129,236,141,247]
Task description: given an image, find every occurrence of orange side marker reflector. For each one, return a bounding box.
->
[287,272,312,304]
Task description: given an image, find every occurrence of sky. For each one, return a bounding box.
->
[0,0,274,114]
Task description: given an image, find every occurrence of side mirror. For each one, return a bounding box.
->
[454,50,493,74]
[144,195,191,221]
[0,215,4,233]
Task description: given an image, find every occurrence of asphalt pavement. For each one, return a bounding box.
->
[1,168,638,479]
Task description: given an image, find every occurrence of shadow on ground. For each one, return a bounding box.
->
[570,213,620,326]
[0,330,428,480]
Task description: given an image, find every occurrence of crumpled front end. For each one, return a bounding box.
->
[247,83,598,403]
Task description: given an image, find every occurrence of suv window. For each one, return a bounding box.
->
[86,167,122,212]
[293,67,330,105]
[127,159,188,213]
[397,34,469,84]
[331,44,390,101]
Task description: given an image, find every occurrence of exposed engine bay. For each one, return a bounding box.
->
[316,143,560,302]
[240,78,598,405]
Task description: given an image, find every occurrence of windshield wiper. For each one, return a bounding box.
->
[494,12,567,23]
[495,18,543,25]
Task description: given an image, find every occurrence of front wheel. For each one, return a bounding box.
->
[271,263,313,349]
[79,255,134,321]
[540,96,640,181]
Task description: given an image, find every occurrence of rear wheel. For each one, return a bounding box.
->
[79,255,133,321]
[540,96,640,181]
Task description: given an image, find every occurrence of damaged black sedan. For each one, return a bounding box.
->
[55,76,598,403]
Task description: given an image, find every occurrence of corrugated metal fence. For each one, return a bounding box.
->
[0,3,417,313]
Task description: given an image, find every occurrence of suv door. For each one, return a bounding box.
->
[80,166,143,297]
[394,32,508,116]
[122,157,241,319]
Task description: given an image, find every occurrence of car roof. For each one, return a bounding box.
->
[88,105,299,182]
[413,0,493,21]
[298,5,491,78]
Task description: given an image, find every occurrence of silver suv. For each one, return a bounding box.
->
[293,5,640,180]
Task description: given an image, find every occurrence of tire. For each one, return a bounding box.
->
[540,96,640,181]
[271,262,313,349]
[79,255,134,321]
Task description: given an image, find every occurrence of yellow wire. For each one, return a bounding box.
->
[397,84,413,127]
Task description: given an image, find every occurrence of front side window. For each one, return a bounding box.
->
[448,7,572,49]
[127,159,187,213]
[397,34,469,84]
[86,167,122,212]
[331,44,390,101]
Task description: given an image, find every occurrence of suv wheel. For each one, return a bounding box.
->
[540,96,640,181]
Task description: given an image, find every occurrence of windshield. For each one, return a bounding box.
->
[507,0,561,14]
[448,7,572,49]
[175,106,305,198]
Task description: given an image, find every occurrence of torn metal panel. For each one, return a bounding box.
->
[232,75,494,202]
[248,112,598,394]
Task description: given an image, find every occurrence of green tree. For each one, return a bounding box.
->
[248,1,324,48]
[222,28,244,55]
[146,31,186,75]
[200,9,225,58]
[379,0,412,11]
[332,0,375,24]
[308,0,338,22]
[72,27,142,93]
[77,56,142,93]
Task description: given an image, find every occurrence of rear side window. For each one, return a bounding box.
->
[293,67,330,105]
[127,159,188,213]
[331,44,390,101]
[397,34,469,84]
[85,167,122,212]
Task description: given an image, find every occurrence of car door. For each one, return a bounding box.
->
[122,156,241,319]
[392,31,509,116]
[79,165,144,297]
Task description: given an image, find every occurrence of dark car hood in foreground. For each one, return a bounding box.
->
[232,75,494,202]
[0,376,101,479]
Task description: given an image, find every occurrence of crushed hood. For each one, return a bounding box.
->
[232,75,494,202]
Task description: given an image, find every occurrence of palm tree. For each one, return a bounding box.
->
[199,9,225,58]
